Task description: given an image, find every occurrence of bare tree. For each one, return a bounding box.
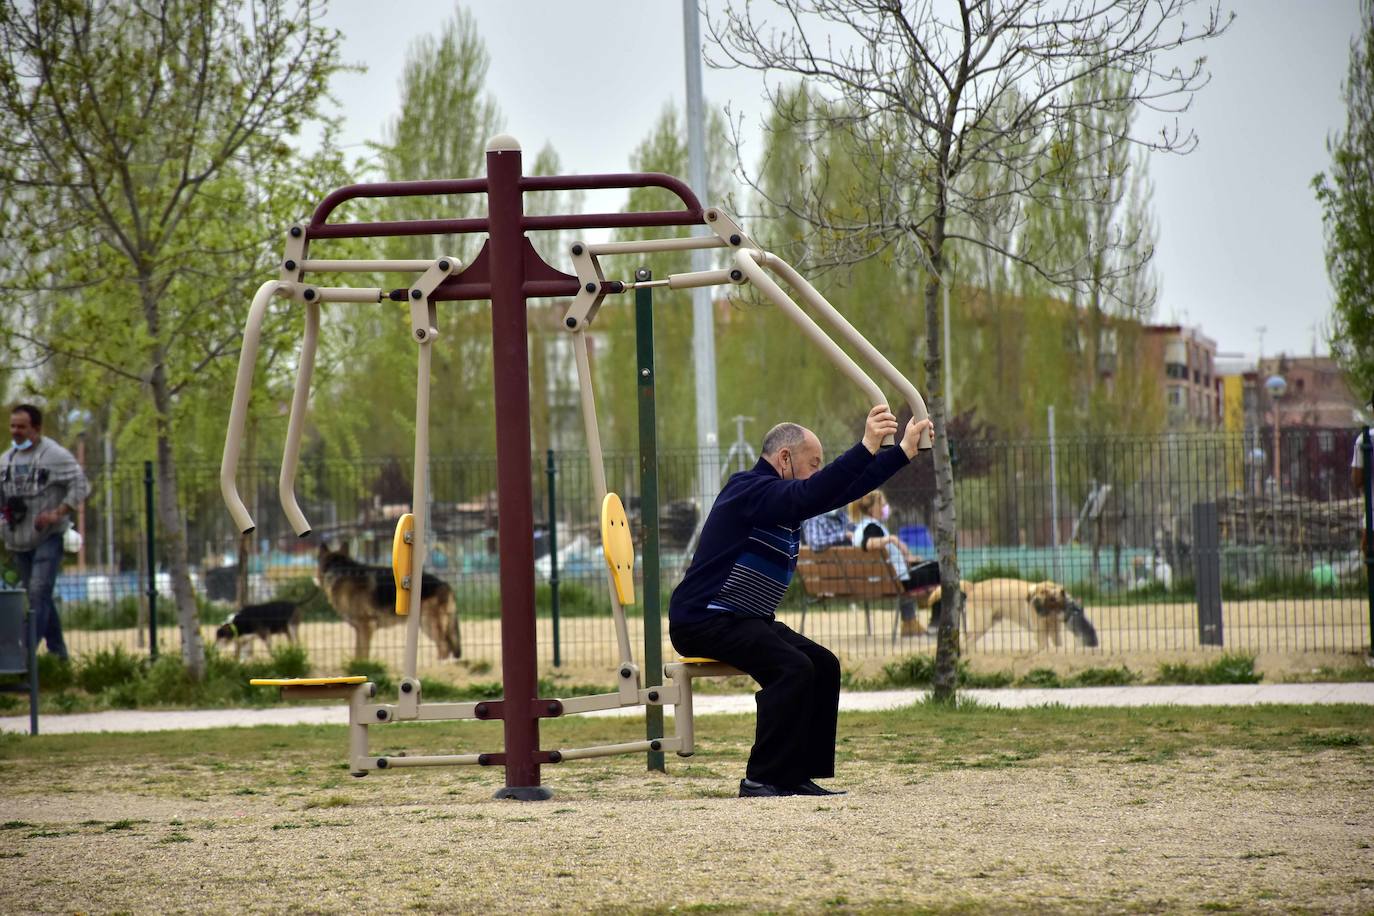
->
[708,0,1230,699]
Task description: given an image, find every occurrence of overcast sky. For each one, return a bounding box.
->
[313,0,1363,359]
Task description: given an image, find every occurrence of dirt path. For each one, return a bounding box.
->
[2,745,1371,913]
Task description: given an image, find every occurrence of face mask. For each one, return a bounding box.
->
[12,438,32,451]
[880,503,891,521]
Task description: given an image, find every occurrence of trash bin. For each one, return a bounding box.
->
[0,588,38,735]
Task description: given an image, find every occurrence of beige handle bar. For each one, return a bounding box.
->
[735,249,934,450]
[221,280,289,533]
[279,298,319,537]
[571,330,636,671]
[402,331,433,682]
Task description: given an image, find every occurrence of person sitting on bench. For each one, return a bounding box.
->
[668,405,933,798]
[801,507,853,550]
[848,489,941,637]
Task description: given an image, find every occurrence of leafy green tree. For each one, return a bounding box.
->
[709,0,1229,700]
[1317,0,1374,396]
[581,103,732,458]
[0,0,346,677]
[312,3,503,475]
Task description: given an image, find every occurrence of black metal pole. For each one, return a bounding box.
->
[635,270,665,773]
[547,448,561,668]
[1362,427,1372,659]
[26,592,37,736]
[144,460,158,660]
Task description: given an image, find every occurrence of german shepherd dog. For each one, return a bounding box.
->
[316,543,462,661]
[928,577,1098,652]
[214,600,303,661]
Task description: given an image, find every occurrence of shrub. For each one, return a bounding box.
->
[882,654,937,686]
[135,654,199,706]
[36,653,74,691]
[1156,653,1261,685]
[1017,668,1061,688]
[75,646,142,693]
[1066,666,1138,687]
[878,655,1013,689]
[961,668,1014,688]
[242,644,310,681]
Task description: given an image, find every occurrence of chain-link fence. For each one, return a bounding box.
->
[13,426,1370,671]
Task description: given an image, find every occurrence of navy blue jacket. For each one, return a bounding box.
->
[668,441,912,626]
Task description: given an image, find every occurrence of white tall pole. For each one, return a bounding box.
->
[1048,405,1061,583]
[684,0,720,509]
[104,431,114,575]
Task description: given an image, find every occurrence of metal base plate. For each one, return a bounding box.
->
[493,785,554,801]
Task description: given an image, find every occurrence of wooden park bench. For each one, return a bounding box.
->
[794,545,907,643]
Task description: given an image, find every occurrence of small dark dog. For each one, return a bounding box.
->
[214,600,303,660]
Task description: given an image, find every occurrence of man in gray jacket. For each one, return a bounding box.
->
[2,404,90,661]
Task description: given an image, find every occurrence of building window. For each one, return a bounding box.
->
[1166,363,1187,379]
[1168,387,1184,407]
[1318,431,1334,453]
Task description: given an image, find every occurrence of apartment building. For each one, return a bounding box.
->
[1143,325,1222,427]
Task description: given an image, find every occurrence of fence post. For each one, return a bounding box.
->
[143,460,158,659]
[1192,501,1223,646]
[1362,427,1372,658]
[635,270,665,773]
[546,448,560,668]
[1048,405,1061,583]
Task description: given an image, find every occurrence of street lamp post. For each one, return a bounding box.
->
[1265,375,1287,498]
[65,408,93,572]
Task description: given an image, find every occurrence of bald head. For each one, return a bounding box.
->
[762,422,823,481]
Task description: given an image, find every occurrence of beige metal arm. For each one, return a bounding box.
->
[570,329,638,694]
[400,256,456,682]
[278,297,319,537]
[734,249,934,450]
[222,280,290,533]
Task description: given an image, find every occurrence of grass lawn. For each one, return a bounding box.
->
[1,703,1371,913]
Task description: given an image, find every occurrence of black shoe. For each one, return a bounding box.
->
[792,779,847,796]
[738,778,794,798]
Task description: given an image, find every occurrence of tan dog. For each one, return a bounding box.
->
[927,577,1098,652]
[316,543,462,661]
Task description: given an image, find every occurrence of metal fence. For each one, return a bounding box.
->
[13,426,1371,672]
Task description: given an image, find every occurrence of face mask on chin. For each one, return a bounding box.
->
[12,438,32,451]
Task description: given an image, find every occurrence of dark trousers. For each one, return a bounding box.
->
[670,613,840,786]
[14,532,68,660]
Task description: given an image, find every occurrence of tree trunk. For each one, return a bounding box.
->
[924,232,964,703]
[143,292,204,679]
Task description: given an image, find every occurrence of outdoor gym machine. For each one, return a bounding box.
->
[221,134,931,800]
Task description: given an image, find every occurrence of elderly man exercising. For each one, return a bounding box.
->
[669,405,933,797]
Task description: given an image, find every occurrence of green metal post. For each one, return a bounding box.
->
[143,460,158,659]
[1362,427,1372,658]
[547,448,561,668]
[635,269,665,772]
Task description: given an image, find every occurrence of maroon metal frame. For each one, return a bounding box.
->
[305,147,704,798]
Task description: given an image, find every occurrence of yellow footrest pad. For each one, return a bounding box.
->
[249,676,368,687]
[677,657,722,665]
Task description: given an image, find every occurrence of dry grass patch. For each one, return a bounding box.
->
[0,705,1371,914]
